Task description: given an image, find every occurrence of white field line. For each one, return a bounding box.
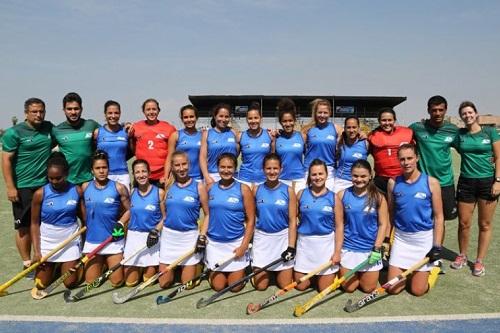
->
[1,313,500,325]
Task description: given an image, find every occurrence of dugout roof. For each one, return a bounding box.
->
[188,95,407,119]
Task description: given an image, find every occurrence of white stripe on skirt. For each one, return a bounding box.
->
[205,236,250,272]
[252,228,293,271]
[123,229,159,267]
[294,232,338,275]
[159,227,201,266]
[40,222,81,262]
[389,228,433,272]
[341,249,382,272]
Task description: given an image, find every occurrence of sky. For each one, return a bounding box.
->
[1,0,499,129]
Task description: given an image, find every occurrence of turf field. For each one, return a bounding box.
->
[0,151,498,322]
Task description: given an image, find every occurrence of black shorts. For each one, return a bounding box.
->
[374,176,390,194]
[457,177,499,203]
[441,185,458,220]
[11,187,38,230]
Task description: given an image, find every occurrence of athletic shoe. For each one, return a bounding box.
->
[472,261,485,277]
[450,254,467,270]
[23,266,35,280]
[434,259,446,275]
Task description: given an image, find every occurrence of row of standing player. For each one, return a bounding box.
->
[32,143,442,297]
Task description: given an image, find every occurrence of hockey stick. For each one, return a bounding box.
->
[196,257,285,309]
[112,248,195,304]
[31,235,113,300]
[0,227,86,296]
[63,244,149,302]
[156,244,253,305]
[246,260,332,314]
[344,257,430,312]
[293,258,370,317]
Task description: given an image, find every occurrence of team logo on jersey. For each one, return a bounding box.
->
[261,143,270,148]
[156,133,166,139]
[274,199,286,206]
[352,152,363,159]
[344,204,351,210]
[66,199,78,206]
[46,201,54,207]
[363,206,376,214]
[104,197,116,204]
[183,196,195,203]
[62,136,69,141]
[227,197,240,203]
[326,135,335,140]
[444,136,453,142]
[209,195,214,200]
[85,132,92,139]
[197,141,201,146]
[167,194,173,200]
[322,206,333,212]
[393,191,403,197]
[145,204,156,211]
[22,137,33,143]
[227,137,235,143]
[414,192,427,199]
[117,136,127,141]
[292,143,302,148]
[482,139,491,144]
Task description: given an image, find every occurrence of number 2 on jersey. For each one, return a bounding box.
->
[148,140,154,150]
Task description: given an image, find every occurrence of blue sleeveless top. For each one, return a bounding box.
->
[255,182,289,233]
[342,187,378,251]
[238,129,272,182]
[164,180,201,231]
[84,180,121,243]
[41,183,79,227]
[207,181,245,242]
[96,125,129,175]
[176,129,202,180]
[336,139,368,181]
[207,128,238,173]
[393,173,433,232]
[304,123,337,168]
[298,188,335,236]
[129,185,162,232]
[276,131,305,180]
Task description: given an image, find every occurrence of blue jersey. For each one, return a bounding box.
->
[41,183,79,227]
[255,182,289,233]
[129,185,162,232]
[207,181,245,242]
[336,139,368,181]
[96,125,129,175]
[298,188,335,236]
[238,130,272,182]
[164,180,201,231]
[393,173,433,232]
[276,131,305,180]
[176,129,202,180]
[207,128,238,173]
[84,180,121,243]
[304,123,337,168]
[342,187,378,251]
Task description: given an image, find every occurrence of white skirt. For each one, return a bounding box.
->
[159,227,201,266]
[83,238,124,255]
[40,222,81,262]
[205,236,250,272]
[123,230,159,267]
[340,249,382,272]
[279,178,307,194]
[389,228,433,272]
[294,232,338,275]
[235,178,264,188]
[252,228,293,271]
[333,178,353,193]
[108,173,130,193]
[207,172,221,184]
[304,166,335,192]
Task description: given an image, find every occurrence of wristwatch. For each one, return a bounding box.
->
[496,177,500,182]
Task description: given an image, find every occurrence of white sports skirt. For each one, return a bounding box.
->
[341,249,382,272]
[333,178,353,193]
[294,232,338,275]
[252,228,293,271]
[40,222,81,262]
[123,230,159,267]
[108,173,130,193]
[207,172,221,184]
[304,166,335,192]
[159,227,201,266]
[83,238,124,255]
[205,236,250,272]
[279,178,307,194]
[389,228,433,272]
[235,178,264,189]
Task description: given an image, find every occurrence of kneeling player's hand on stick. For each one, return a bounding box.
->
[195,235,207,253]
[112,221,125,241]
[426,245,442,263]
[146,229,160,248]
[280,246,296,261]
[369,246,382,265]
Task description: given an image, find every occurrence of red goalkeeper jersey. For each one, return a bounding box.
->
[369,126,413,178]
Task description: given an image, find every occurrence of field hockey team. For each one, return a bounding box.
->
[2,93,499,299]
